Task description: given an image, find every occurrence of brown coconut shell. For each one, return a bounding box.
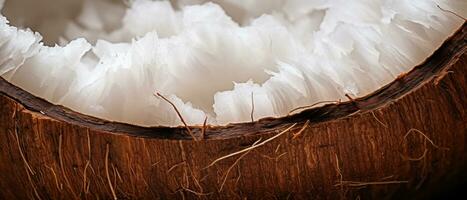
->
[0,23,466,199]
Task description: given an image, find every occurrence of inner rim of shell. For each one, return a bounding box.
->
[0,0,465,127]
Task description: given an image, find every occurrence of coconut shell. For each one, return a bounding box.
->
[0,23,465,199]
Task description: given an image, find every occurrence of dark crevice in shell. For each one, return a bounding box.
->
[1,23,466,140]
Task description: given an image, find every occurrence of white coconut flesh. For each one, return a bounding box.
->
[0,0,465,126]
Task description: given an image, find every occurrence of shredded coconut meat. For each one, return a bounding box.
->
[0,0,465,126]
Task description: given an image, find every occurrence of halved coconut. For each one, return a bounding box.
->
[0,0,465,199]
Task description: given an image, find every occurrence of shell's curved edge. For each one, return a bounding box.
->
[0,23,466,140]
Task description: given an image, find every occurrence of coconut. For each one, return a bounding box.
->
[0,0,466,199]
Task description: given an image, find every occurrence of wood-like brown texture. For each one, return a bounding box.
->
[0,25,466,200]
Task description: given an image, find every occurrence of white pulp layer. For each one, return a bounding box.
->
[0,0,465,126]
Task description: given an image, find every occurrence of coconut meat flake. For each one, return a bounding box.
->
[0,0,465,126]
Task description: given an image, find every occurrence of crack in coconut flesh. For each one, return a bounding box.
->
[0,0,465,126]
